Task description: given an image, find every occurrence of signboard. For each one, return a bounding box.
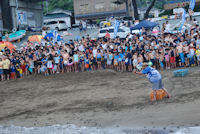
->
[17,10,27,25]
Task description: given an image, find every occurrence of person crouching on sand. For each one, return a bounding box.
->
[134,63,171,101]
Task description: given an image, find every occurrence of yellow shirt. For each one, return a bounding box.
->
[17,68,23,74]
[2,59,10,69]
[196,49,200,56]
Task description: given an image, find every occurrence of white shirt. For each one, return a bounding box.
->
[78,44,85,52]
[93,49,97,57]
[165,23,171,31]
[82,21,86,28]
[42,30,46,37]
[102,43,107,50]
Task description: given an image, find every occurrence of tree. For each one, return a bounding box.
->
[144,0,156,19]
[114,0,157,20]
[47,0,73,12]
[132,0,139,20]
[113,0,129,16]
[132,0,157,20]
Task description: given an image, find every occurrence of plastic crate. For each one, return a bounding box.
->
[173,69,189,77]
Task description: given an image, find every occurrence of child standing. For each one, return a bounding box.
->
[47,54,54,75]
[96,50,102,70]
[132,53,138,70]
[0,58,3,81]
[10,64,16,80]
[73,51,79,72]
[196,46,200,66]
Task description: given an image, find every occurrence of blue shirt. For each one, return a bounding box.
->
[142,66,162,83]
[103,53,107,59]
[119,53,125,60]
[114,55,119,60]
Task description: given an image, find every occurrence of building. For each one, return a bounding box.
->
[164,0,200,10]
[0,0,43,31]
[44,9,75,28]
[73,0,133,20]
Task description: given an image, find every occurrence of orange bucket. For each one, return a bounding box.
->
[150,89,167,101]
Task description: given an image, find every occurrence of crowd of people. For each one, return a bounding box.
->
[0,19,200,81]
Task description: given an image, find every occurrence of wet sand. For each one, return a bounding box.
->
[0,68,200,131]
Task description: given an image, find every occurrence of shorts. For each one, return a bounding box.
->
[0,69,3,75]
[170,57,175,63]
[184,53,189,58]
[67,63,73,66]
[60,64,64,70]
[97,58,101,62]
[197,55,200,61]
[10,72,16,80]
[152,79,164,90]
[3,69,10,75]
[179,53,185,63]
[128,59,132,65]
[34,61,38,67]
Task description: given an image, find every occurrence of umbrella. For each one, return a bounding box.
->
[28,35,43,43]
[130,20,159,31]
[0,41,16,52]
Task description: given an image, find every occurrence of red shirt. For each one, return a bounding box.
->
[105,33,110,38]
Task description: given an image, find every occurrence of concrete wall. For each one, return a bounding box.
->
[74,0,129,19]
[9,0,43,29]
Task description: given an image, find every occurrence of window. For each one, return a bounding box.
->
[110,1,119,10]
[59,21,65,24]
[100,29,107,33]
[80,4,89,13]
[109,29,114,33]
[95,2,105,12]
[118,29,125,32]
[46,21,57,25]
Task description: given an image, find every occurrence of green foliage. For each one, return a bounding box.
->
[137,0,171,9]
[159,9,173,17]
[46,0,73,12]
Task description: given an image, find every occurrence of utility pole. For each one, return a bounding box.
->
[46,0,48,13]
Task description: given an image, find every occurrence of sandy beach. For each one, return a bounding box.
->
[0,68,200,132]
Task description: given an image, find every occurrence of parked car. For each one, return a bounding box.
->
[27,26,42,32]
[98,26,130,39]
[43,20,68,31]
[71,23,80,29]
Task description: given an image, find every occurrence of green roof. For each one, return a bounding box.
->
[44,13,70,19]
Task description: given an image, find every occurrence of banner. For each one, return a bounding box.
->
[179,9,186,32]
[114,20,120,38]
[189,0,196,11]
[17,10,27,25]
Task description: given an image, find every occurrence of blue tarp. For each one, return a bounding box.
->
[130,20,159,30]
[44,33,54,40]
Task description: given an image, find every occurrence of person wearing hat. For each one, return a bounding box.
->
[134,63,171,101]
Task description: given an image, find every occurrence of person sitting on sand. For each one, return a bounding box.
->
[134,63,171,101]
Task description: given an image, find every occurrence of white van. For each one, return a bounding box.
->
[44,20,69,30]
[98,26,131,39]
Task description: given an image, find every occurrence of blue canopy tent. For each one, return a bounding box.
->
[130,20,159,31]
[44,33,54,40]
